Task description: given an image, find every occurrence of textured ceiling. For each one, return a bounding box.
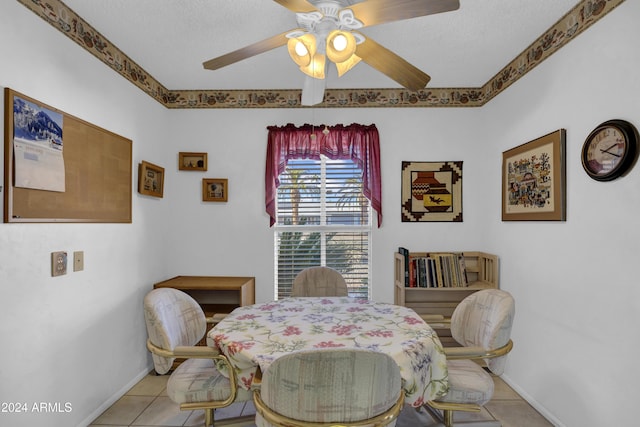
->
[59,0,579,92]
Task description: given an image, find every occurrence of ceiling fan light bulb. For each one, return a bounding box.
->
[326,30,356,64]
[333,34,348,52]
[295,41,308,56]
[287,34,317,67]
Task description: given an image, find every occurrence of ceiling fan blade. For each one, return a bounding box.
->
[349,0,459,27]
[272,0,317,13]
[355,36,430,91]
[203,30,293,70]
[301,75,327,106]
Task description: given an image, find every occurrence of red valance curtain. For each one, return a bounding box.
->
[265,123,382,227]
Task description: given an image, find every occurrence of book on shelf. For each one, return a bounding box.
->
[398,247,410,287]
[398,250,469,288]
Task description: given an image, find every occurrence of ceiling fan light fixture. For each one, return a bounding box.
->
[326,30,357,64]
[335,54,362,77]
[300,53,326,79]
[287,33,317,67]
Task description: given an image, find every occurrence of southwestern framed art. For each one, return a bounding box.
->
[502,129,566,221]
[202,178,228,202]
[401,161,463,222]
[179,152,207,171]
[138,161,164,198]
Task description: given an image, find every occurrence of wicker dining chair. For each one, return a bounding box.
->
[143,288,252,426]
[291,266,348,297]
[254,348,405,427]
[425,289,515,427]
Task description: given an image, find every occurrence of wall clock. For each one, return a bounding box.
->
[581,119,639,181]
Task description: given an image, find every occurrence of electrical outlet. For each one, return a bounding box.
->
[51,251,67,277]
[73,251,84,272]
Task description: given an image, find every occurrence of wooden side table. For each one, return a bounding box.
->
[153,275,255,318]
[153,276,256,351]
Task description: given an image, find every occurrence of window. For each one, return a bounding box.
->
[274,156,371,299]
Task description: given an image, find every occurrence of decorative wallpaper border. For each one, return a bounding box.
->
[18,0,624,109]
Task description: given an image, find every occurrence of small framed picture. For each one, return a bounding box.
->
[179,152,207,171]
[138,161,164,198]
[502,129,566,221]
[202,178,228,202]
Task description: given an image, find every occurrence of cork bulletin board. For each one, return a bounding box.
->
[3,88,132,223]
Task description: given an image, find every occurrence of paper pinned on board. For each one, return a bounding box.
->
[12,95,65,192]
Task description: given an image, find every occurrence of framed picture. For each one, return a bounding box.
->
[179,152,207,171]
[502,129,566,221]
[138,161,164,198]
[401,161,463,222]
[202,178,228,202]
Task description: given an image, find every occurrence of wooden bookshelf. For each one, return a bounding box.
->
[394,251,498,345]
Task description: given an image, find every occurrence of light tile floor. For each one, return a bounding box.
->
[90,372,554,427]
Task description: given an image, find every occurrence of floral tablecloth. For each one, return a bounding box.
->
[208,297,448,406]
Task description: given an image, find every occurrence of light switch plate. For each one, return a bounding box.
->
[51,251,67,276]
[73,251,84,272]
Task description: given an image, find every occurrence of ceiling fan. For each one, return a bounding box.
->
[202,0,460,106]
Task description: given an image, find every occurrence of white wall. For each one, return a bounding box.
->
[0,2,172,426]
[164,107,487,304]
[1,0,639,426]
[481,2,640,425]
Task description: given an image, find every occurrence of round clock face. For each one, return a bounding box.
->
[582,120,638,181]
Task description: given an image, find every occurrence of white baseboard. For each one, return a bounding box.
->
[500,374,565,427]
[77,364,153,427]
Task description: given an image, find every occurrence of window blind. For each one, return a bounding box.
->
[274,156,371,299]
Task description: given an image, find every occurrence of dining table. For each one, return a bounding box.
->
[207,296,449,407]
